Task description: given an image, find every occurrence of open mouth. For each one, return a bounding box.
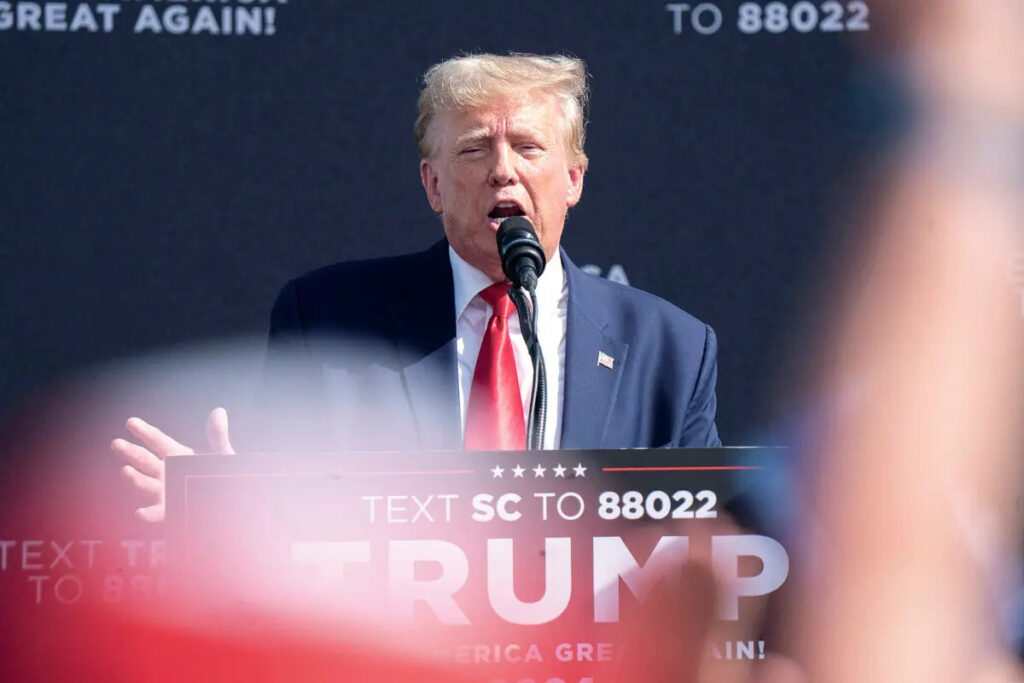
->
[487,201,526,222]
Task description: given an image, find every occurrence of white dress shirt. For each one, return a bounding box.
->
[449,246,567,450]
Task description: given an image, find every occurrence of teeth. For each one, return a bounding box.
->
[488,201,524,222]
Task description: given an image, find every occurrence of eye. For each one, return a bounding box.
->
[459,145,486,156]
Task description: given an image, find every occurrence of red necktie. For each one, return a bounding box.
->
[464,283,526,450]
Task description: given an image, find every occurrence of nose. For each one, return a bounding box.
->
[488,143,519,187]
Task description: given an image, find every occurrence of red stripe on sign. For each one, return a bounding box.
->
[602,466,762,472]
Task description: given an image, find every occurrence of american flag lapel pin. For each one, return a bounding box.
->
[597,351,615,370]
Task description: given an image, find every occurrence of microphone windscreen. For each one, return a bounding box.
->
[496,217,546,287]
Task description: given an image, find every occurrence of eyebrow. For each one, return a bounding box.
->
[453,128,492,148]
[452,123,549,150]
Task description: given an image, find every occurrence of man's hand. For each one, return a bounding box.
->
[112,407,235,522]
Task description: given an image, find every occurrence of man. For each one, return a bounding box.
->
[114,52,721,521]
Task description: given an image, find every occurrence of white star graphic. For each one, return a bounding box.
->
[552,464,567,477]
[490,465,505,478]
[512,465,526,478]
[532,464,547,478]
[572,463,587,478]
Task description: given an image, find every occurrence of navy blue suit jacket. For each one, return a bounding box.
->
[262,240,721,451]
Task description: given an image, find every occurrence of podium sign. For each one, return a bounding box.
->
[166,448,788,681]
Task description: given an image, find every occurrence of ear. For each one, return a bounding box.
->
[420,159,443,214]
[566,163,585,207]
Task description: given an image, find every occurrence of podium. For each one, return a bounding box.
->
[164,448,788,681]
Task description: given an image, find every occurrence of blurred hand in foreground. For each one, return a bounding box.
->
[111,407,234,522]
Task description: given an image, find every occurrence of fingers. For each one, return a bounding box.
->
[124,416,195,458]
[205,406,235,454]
[115,410,228,523]
[111,438,165,479]
[121,464,167,524]
[135,504,165,524]
[617,560,717,682]
[120,464,163,498]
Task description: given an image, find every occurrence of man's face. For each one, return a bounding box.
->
[420,92,585,281]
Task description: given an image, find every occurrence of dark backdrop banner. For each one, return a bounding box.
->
[0,0,887,448]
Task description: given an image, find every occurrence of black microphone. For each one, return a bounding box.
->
[495,215,548,450]
[496,216,546,291]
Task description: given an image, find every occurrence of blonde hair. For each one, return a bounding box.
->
[415,52,589,169]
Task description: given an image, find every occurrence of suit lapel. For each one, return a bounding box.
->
[386,243,627,451]
[559,252,629,449]
[390,240,462,450]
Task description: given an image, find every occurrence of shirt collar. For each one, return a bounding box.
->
[449,243,565,320]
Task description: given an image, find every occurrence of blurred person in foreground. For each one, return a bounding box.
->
[113,52,722,522]
[618,0,1024,680]
[778,1,1024,681]
[615,1,1024,681]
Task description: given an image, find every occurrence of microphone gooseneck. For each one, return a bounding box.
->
[494,216,548,450]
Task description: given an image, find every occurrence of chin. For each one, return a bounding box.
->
[447,238,495,272]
